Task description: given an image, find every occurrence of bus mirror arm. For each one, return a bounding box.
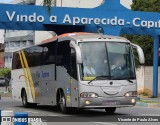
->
[70,41,82,64]
[131,43,145,64]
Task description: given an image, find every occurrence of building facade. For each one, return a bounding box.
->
[4,0,35,68]
[4,30,34,68]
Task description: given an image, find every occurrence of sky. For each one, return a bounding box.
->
[0,0,12,3]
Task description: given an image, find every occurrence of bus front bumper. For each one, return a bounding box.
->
[79,96,136,108]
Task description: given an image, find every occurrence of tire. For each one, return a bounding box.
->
[58,90,69,114]
[30,103,37,107]
[105,107,116,114]
[22,90,30,108]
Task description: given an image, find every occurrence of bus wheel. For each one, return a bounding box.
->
[105,107,116,114]
[59,91,69,114]
[22,90,30,108]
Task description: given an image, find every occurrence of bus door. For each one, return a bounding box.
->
[69,48,79,107]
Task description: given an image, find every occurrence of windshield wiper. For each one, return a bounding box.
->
[88,76,114,84]
[126,79,133,83]
[126,77,135,83]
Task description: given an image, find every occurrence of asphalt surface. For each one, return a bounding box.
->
[0,97,160,125]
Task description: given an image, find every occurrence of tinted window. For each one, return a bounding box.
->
[57,41,71,71]
[13,42,57,69]
[24,46,43,67]
[42,42,56,65]
[12,52,22,69]
[25,42,57,67]
[70,48,77,80]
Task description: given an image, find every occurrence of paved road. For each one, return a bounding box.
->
[0,97,160,125]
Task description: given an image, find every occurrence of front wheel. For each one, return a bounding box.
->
[105,107,116,114]
[59,91,70,114]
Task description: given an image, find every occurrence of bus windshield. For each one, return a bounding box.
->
[79,42,136,81]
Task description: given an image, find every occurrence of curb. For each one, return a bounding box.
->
[136,102,160,108]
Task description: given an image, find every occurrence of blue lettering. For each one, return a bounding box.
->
[41,71,49,78]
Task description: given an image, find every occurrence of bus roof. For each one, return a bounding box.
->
[41,32,129,43]
[13,32,129,53]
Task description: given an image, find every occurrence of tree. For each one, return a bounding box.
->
[123,35,153,66]
[43,0,53,6]
[0,68,11,85]
[131,0,160,12]
[43,0,56,13]
[0,68,11,78]
[124,0,160,66]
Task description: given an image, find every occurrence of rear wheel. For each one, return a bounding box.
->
[58,90,70,114]
[22,90,37,108]
[22,90,30,108]
[105,107,116,114]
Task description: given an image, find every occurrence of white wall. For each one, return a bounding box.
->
[144,66,160,96]
[9,0,34,4]
[35,31,55,43]
[36,0,103,8]
[36,0,132,8]
[136,66,160,97]
[120,0,132,9]
[136,66,145,94]
[0,30,4,43]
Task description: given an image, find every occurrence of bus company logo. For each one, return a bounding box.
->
[1,117,12,122]
[1,116,28,123]
[1,116,42,123]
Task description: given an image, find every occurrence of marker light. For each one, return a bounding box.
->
[124,91,137,97]
[80,92,99,98]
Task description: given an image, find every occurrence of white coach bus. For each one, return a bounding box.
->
[11,32,145,114]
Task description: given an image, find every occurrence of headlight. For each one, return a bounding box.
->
[80,92,99,98]
[124,91,137,97]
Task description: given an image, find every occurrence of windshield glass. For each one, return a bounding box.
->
[79,42,136,81]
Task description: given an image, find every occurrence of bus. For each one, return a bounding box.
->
[11,32,145,114]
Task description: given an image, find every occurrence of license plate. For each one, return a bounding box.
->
[102,100,120,105]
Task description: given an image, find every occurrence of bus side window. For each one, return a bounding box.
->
[70,48,77,80]
[12,52,21,69]
[42,42,57,65]
[57,41,70,71]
